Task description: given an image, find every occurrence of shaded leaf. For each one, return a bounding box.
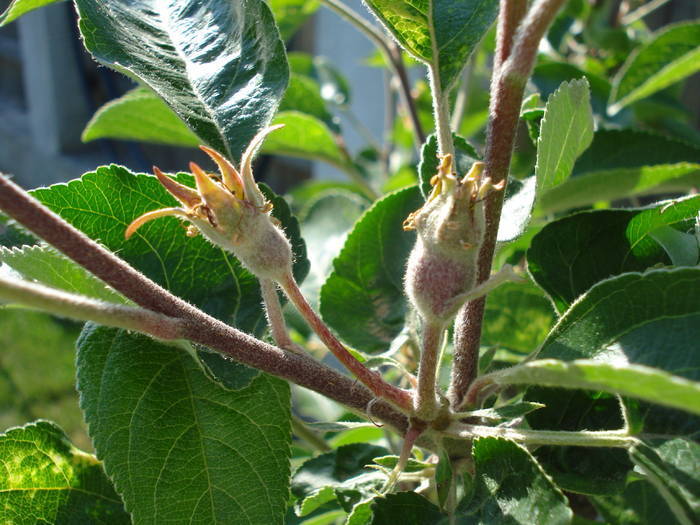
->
[532,62,613,117]
[0,245,127,303]
[288,52,351,106]
[369,492,444,525]
[0,0,61,26]
[74,0,288,160]
[77,326,291,524]
[82,88,199,147]
[372,455,433,473]
[593,478,677,524]
[279,74,339,132]
[610,22,700,113]
[539,129,700,214]
[319,187,422,353]
[463,438,572,525]
[528,195,700,311]
[291,443,388,516]
[464,402,545,422]
[628,439,700,524]
[364,0,499,92]
[535,79,594,194]
[0,420,129,524]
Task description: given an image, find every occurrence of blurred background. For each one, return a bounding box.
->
[0,0,698,450]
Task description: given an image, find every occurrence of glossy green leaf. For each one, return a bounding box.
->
[74,0,288,160]
[535,79,594,193]
[481,281,556,353]
[0,420,129,524]
[291,443,387,516]
[629,439,700,524]
[363,0,498,92]
[418,133,478,199]
[268,0,320,41]
[539,129,700,214]
[0,0,61,25]
[538,267,700,362]
[494,359,700,416]
[319,187,422,353]
[464,402,545,422]
[263,111,351,171]
[463,438,572,524]
[77,326,291,524]
[30,166,307,334]
[528,196,700,311]
[82,88,199,147]
[610,22,700,114]
[0,245,127,303]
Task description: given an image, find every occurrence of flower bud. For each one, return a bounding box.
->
[403,156,503,323]
[125,127,293,282]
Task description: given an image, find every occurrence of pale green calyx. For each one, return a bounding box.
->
[126,126,293,282]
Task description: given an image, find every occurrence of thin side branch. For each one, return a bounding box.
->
[449,424,637,448]
[415,320,445,419]
[260,278,297,351]
[449,0,567,408]
[0,174,410,433]
[281,273,414,413]
[0,276,186,340]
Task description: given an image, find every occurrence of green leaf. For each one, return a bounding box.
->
[319,187,422,353]
[288,52,351,106]
[267,0,320,41]
[279,75,339,132]
[363,0,498,92]
[369,492,445,525]
[628,439,700,524]
[0,0,61,26]
[610,22,700,114]
[649,226,699,267]
[262,111,351,171]
[30,166,307,334]
[291,443,388,516]
[74,0,288,160]
[482,281,556,353]
[418,133,478,199]
[77,325,291,524]
[493,359,700,417]
[528,196,700,311]
[535,79,594,194]
[463,438,572,524]
[299,192,368,306]
[538,267,700,362]
[0,245,127,303]
[372,455,433,473]
[593,478,678,524]
[531,62,613,117]
[0,420,129,524]
[82,88,199,147]
[539,129,700,214]
[464,402,545,422]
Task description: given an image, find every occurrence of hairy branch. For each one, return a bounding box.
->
[0,276,186,340]
[0,174,410,433]
[449,0,567,408]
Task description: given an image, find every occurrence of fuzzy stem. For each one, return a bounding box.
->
[449,57,474,132]
[428,68,455,159]
[0,276,185,340]
[448,0,566,409]
[281,272,414,413]
[260,278,297,351]
[0,174,410,433]
[415,320,446,419]
[382,424,424,492]
[450,424,637,448]
[291,415,332,453]
[321,0,425,151]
